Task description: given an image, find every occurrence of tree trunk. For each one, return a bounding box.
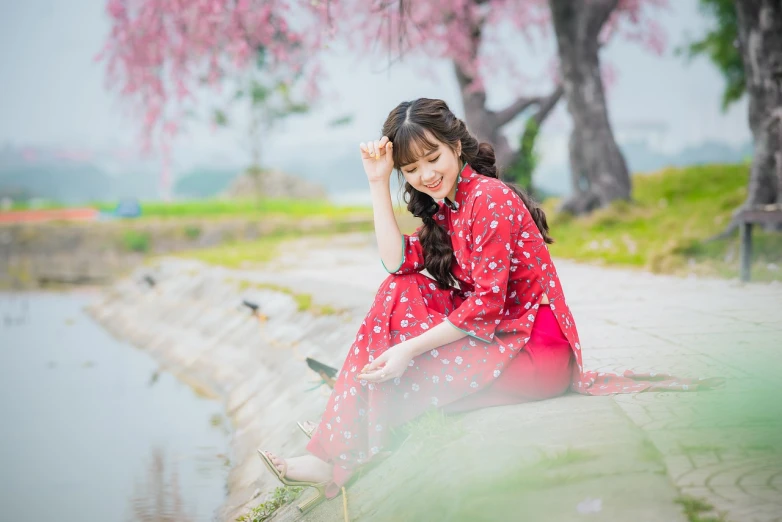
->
[549,0,631,215]
[735,0,782,210]
[452,42,562,176]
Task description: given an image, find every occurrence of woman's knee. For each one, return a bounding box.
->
[378,272,432,293]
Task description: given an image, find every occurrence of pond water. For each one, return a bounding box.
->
[0,291,232,522]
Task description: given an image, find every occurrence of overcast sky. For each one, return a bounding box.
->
[0,0,751,189]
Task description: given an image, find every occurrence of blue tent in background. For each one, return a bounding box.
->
[115,199,141,218]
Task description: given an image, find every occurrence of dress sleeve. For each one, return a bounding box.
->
[445,187,516,343]
[381,228,426,275]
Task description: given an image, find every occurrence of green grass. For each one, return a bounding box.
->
[544,163,782,281]
[233,279,341,316]
[236,486,304,522]
[7,197,371,220]
[675,496,726,522]
[176,235,290,268]
[174,218,374,269]
[121,230,151,253]
[404,408,466,446]
[94,198,371,220]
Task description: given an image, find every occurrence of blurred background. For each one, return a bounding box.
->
[1,0,780,521]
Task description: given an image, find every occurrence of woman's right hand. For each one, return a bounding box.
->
[360,136,394,184]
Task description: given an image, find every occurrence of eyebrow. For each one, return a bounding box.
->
[402,147,439,169]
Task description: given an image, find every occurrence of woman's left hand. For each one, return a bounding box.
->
[358,342,414,383]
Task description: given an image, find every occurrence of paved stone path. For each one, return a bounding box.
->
[259,233,782,522]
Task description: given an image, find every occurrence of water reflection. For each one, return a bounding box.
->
[129,447,194,522]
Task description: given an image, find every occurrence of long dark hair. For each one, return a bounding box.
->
[381,98,553,290]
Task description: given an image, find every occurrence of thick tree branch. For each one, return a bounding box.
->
[530,84,564,125]
[494,96,541,127]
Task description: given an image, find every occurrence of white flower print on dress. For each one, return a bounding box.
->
[489,262,497,270]
[494,369,501,378]
[420,323,429,330]
[401,320,408,327]
[490,220,498,229]
[373,326,381,333]
[400,296,408,302]
[446,375,453,382]
[412,383,420,391]
[455,356,463,365]
[432,375,440,384]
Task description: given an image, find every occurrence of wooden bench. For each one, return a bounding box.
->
[737,203,782,281]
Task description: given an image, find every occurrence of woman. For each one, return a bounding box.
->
[257,98,713,511]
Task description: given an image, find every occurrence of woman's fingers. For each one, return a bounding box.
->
[359,142,369,158]
[360,137,392,160]
[358,367,391,383]
[364,355,385,372]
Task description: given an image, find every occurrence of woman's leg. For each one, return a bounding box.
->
[443,305,573,414]
[306,272,458,497]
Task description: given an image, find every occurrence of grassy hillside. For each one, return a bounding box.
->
[543,163,782,281]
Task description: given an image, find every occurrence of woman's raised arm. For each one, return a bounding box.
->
[360,137,404,271]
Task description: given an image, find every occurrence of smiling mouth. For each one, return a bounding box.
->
[425,177,443,190]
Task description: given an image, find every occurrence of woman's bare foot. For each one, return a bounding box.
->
[263,452,332,484]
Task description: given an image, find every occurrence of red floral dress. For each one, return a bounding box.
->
[306,163,716,496]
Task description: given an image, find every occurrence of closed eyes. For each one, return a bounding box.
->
[404,155,441,174]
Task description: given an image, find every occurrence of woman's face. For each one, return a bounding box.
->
[399,136,462,201]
